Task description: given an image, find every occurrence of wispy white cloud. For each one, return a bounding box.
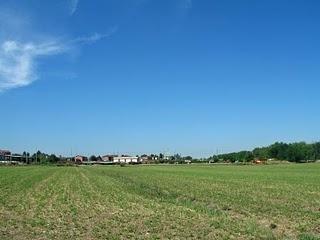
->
[0,40,66,91]
[69,0,79,16]
[72,27,118,44]
[0,30,115,92]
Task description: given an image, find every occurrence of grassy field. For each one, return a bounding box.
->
[0,164,319,239]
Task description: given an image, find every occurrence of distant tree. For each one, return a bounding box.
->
[21,151,27,163]
[32,150,42,164]
[286,142,310,162]
[173,154,181,160]
[89,155,97,162]
[37,151,49,164]
[253,147,269,160]
[244,152,254,162]
[312,142,320,160]
[208,141,320,163]
[268,142,289,160]
[24,152,30,164]
[48,154,59,163]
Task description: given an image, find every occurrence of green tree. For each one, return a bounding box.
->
[48,154,59,163]
[253,147,269,159]
[312,142,320,160]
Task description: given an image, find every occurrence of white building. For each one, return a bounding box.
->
[102,155,140,164]
[113,156,139,163]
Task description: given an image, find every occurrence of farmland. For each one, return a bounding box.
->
[0,164,319,239]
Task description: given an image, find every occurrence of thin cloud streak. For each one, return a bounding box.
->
[69,0,79,16]
[0,31,112,92]
[183,0,192,9]
[72,27,118,44]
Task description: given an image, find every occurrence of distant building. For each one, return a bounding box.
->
[74,155,88,163]
[140,155,149,163]
[0,150,11,161]
[140,154,154,163]
[102,155,117,162]
[139,154,159,164]
[102,155,140,164]
[114,155,139,164]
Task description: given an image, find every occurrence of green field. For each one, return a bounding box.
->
[0,164,319,239]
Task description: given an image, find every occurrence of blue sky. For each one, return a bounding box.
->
[1,0,320,157]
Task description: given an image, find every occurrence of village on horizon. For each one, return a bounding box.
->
[2,141,320,165]
[0,149,195,165]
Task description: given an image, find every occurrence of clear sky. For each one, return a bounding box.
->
[1,0,320,157]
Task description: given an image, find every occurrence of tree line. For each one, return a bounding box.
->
[8,141,320,165]
[209,141,320,163]
[14,151,62,164]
